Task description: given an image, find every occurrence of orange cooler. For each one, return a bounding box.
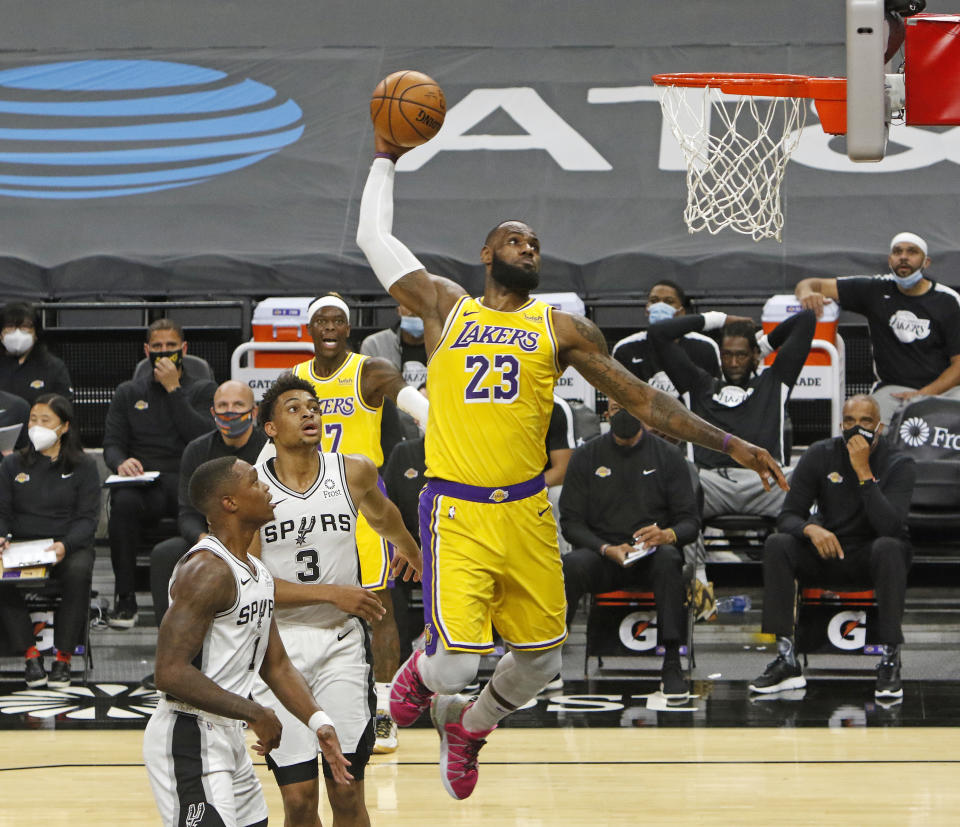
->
[761,294,838,367]
[251,297,316,367]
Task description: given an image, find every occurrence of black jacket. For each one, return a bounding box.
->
[559,431,700,554]
[778,436,916,544]
[0,451,100,553]
[0,347,73,406]
[103,375,216,473]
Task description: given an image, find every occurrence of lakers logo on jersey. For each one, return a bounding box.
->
[426,296,561,487]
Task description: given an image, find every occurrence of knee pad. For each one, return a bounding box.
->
[419,648,480,694]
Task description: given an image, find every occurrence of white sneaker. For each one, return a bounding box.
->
[373,710,398,754]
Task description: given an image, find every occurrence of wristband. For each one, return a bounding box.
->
[308,710,334,732]
[373,151,398,162]
[599,544,609,558]
[722,433,733,452]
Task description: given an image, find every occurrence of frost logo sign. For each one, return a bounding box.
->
[0,59,304,199]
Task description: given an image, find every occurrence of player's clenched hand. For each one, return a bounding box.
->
[332,586,385,623]
[317,725,354,785]
[727,437,789,492]
[391,540,422,582]
[250,706,283,755]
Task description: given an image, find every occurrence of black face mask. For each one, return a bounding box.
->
[609,409,643,440]
[842,425,875,447]
[150,348,183,369]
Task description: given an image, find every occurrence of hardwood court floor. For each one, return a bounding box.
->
[2,726,958,826]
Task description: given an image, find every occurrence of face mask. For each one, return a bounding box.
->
[609,409,643,440]
[891,268,925,290]
[3,328,34,356]
[213,408,255,439]
[842,425,875,448]
[150,348,183,369]
[28,424,61,452]
[399,315,425,337]
[647,302,678,325]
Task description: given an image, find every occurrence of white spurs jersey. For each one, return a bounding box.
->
[256,453,360,629]
[168,535,275,701]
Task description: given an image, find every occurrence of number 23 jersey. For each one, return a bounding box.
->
[426,296,562,487]
[255,453,360,628]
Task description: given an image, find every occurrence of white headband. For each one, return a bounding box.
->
[890,232,928,257]
[307,296,350,323]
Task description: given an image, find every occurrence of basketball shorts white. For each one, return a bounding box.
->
[143,699,268,827]
[252,616,375,769]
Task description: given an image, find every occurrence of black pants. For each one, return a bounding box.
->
[108,473,178,595]
[761,532,911,645]
[150,535,192,625]
[562,544,686,644]
[0,546,95,654]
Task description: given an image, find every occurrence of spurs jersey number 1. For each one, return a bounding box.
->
[292,352,385,466]
[256,453,360,628]
[168,536,275,700]
[426,296,561,487]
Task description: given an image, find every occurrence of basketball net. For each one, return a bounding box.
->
[657,85,807,242]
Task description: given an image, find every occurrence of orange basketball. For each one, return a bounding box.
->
[370,70,446,148]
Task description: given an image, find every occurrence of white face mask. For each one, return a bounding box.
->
[28,424,61,453]
[3,328,34,356]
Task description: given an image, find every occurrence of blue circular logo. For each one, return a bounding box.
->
[0,59,304,199]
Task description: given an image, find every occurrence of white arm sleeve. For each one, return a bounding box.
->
[700,311,728,331]
[355,157,426,291]
[397,384,429,426]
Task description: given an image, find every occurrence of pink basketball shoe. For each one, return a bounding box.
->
[430,693,495,800]
[389,649,434,727]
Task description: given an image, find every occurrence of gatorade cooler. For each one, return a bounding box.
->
[761,294,838,368]
[251,297,316,367]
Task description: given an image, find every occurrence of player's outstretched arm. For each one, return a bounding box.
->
[259,618,354,784]
[355,136,466,351]
[344,452,422,581]
[554,311,787,492]
[155,552,278,734]
[360,356,430,426]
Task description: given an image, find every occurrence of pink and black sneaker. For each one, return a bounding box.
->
[389,649,434,727]
[430,693,495,800]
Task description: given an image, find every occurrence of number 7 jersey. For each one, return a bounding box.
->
[426,296,562,487]
[255,453,360,628]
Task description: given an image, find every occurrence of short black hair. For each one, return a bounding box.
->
[722,319,760,348]
[146,317,184,343]
[0,301,39,331]
[650,279,690,310]
[257,373,318,430]
[189,456,241,517]
[484,219,531,247]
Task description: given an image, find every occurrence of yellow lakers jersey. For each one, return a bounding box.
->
[292,352,385,466]
[426,296,561,487]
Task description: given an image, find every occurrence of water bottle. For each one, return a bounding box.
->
[716,594,752,613]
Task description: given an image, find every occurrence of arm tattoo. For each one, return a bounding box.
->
[570,315,609,354]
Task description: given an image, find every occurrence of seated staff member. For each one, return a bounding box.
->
[0,394,100,689]
[750,395,916,701]
[0,301,73,405]
[559,399,700,699]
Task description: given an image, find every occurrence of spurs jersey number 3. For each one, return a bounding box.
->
[256,453,360,628]
[292,352,385,466]
[168,536,275,701]
[426,296,561,487]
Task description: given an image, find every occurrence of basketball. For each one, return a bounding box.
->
[370,70,446,148]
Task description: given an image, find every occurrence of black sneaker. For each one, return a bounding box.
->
[24,657,47,688]
[140,673,157,691]
[543,674,564,692]
[108,595,138,629]
[875,660,903,699]
[748,655,806,694]
[660,660,689,699]
[48,659,71,689]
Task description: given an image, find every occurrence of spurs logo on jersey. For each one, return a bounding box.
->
[168,536,274,700]
[256,453,361,628]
